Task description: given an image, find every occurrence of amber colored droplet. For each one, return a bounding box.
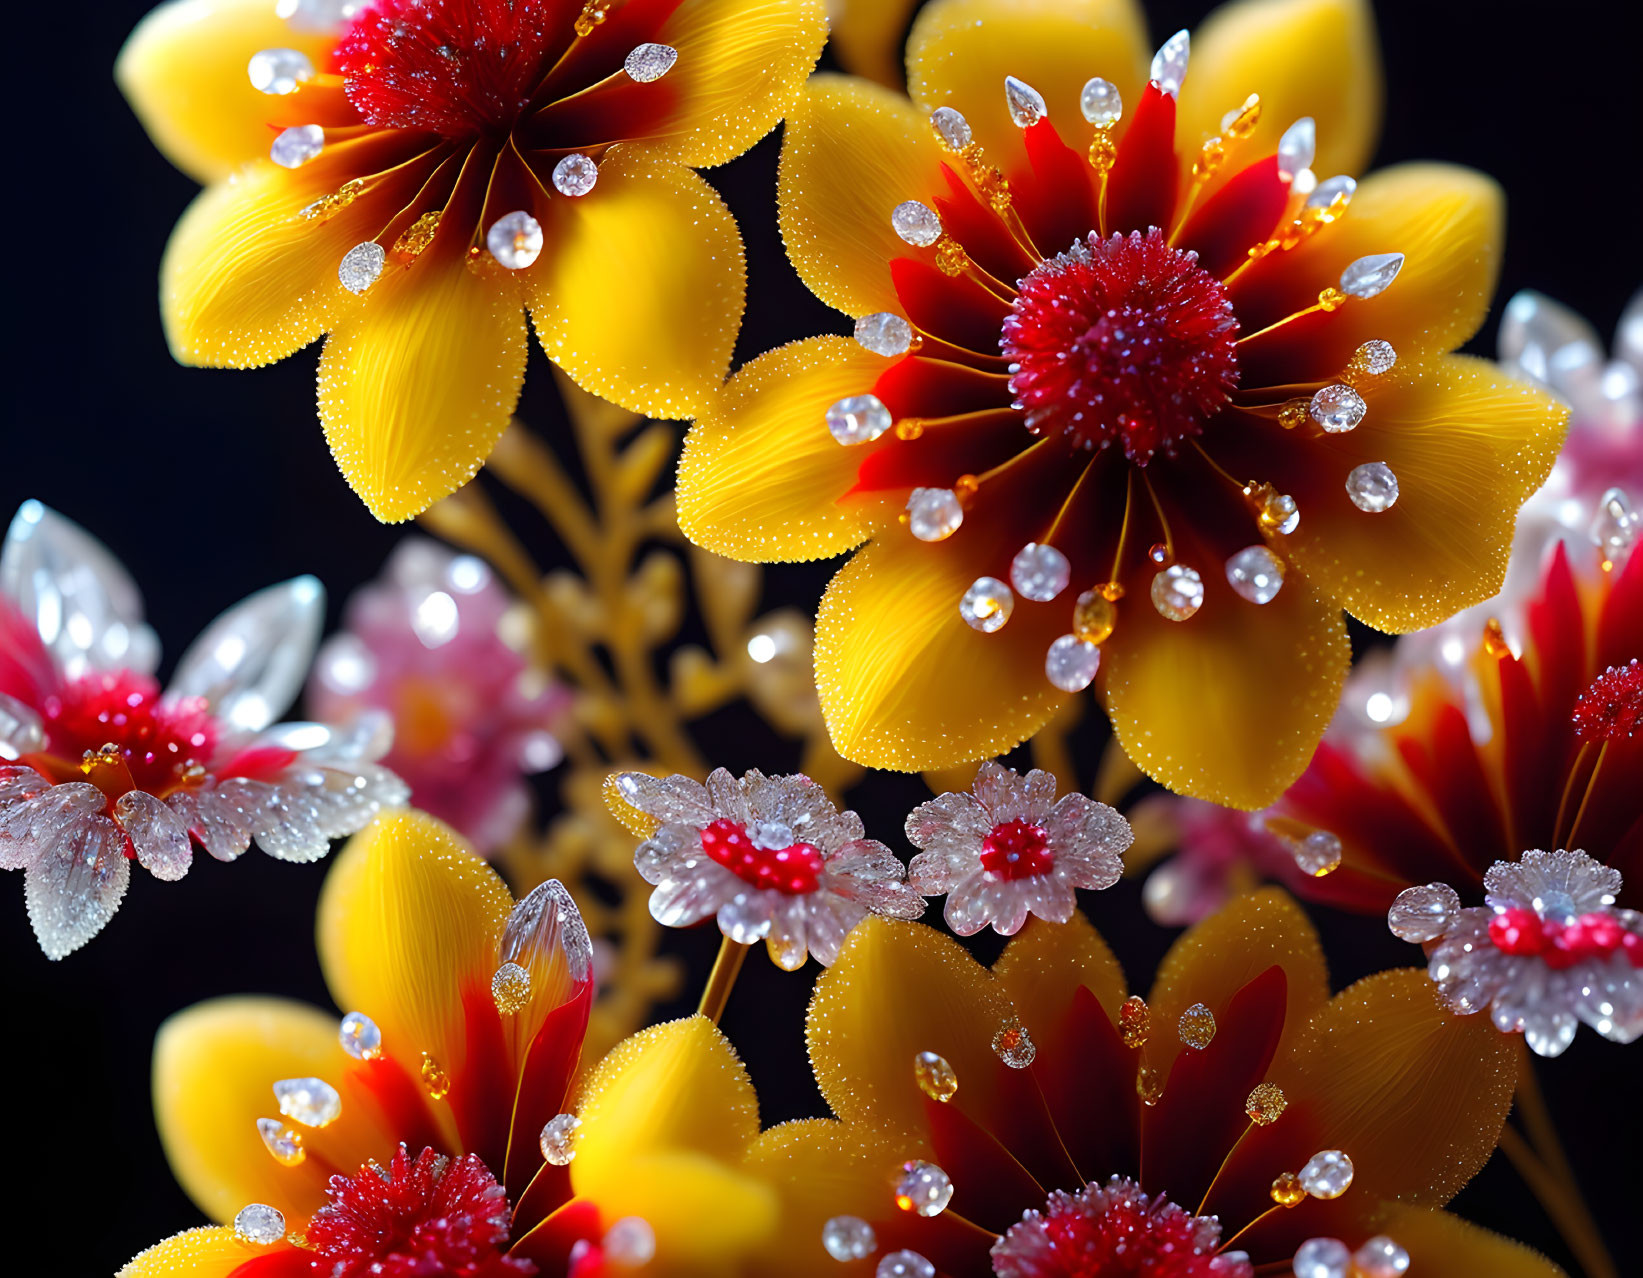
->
[1147,542,1169,564]
[420,1052,451,1100]
[1270,1172,1307,1207]
[1192,136,1226,181]
[1317,286,1347,312]
[935,238,970,277]
[1277,399,1310,430]
[1482,618,1512,659]
[301,178,366,222]
[1099,580,1126,603]
[394,211,442,261]
[1073,591,1117,645]
[1088,130,1117,174]
[913,1051,959,1102]
[1118,995,1150,1049]
[1245,1082,1287,1126]
[1136,1066,1163,1106]
[1224,94,1262,138]
[1178,1002,1217,1050]
[895,420,925,441]
[952,474,981,503]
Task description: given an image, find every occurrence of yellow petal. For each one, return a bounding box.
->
[319,255,527,522]
[530,148,744,421]
[1146,888,1330,1081]
[1100,565,1350,809]
[117,0,335,183]
[316,811,513,1101]
[992,911,1129,1030]
[677,336,900,562]
[905,0,1150,178]
[1373,1204,1567,1278]
[152,997,370,1224]
[778,73,946,317]
[1276,970,1518,1207]
[1177,0,1382,180]
[644,0,830,168]
[119,1226,292,1278]
[1273,356,1567,632]
[828,0,921,88]
[572,1016,777,1268]
[809,917,1015,1135]
[813,529,1067,771]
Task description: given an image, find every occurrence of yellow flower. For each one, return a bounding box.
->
[116,0,828,521]
[747,892,1562,1276]
[676,0,1566,807]
[119,810,779,1277]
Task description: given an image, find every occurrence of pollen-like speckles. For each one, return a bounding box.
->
[1573,658,1642,741]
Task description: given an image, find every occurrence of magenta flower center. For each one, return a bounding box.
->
[1001,228,1240,464]
[1489,907,1642,969]
[30,670,215,799]
[980,818,1054,881]
[307,1145,536,1278]
[699,816,826,895]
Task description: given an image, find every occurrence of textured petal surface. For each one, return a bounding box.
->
[531,149,744,421]
[116,0,336,182]
[319,258,526,522]
[677,336,900,561]
[778,74,946,317]
[992,910,1128,1028]
[1373,1204,1567,1278]
[1177,0,1382,180]
[119,1226,302,1278]
[829,0,922,87]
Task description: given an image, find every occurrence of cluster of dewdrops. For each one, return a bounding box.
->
[812,990,1383,1277]
[825,29,1407,696]
[248,3,680,292]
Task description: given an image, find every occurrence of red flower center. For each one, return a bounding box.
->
[1572,657,1642,742]
[29,671,216,800]
[1001,227,1240,464]
[699,817,826,894]
[335,0,567,137]
[979,818,1054,881]
[308,1145,537,1278]
[1488,907,1641,969]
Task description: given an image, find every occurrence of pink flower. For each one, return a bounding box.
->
[906,762,1130,937]
[0,501,406,958]
[308,539,564,854]
[613,768,924,969]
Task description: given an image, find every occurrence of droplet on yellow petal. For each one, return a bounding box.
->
[992,912,1129,1043]
[316,812,513,1096]
[905,0,1150,179]
[118,1225,289,1278]
[529,148,744,422]
[116,0,336,183]
[677,336,901,563]
[1371,1204,1567,1278]
[319,252,527,522]
[1275,970,1518,1208]
[1177,0,1381,182]
[777,74,950,318]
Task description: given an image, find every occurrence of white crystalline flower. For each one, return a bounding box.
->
[905,761,1132,936]
[0,501,408,958]
[1390,849,1643,1057]
[612,768,924,969]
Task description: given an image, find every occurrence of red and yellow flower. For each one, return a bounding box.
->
[120,810,786,1277]
[748,892,1560,1277]
[117,0,827,520]
[677,0,1566,807]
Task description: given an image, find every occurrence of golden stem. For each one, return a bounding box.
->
[1563,741,1608,853]
[698,937,752,1025]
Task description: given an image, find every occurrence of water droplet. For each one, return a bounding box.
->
[270,124,324,168]
[1270,1171,1306,1206]
[1220,93,1261,137]
[1045,634,1101,692]
[338,242,386,295]
[1136,1066,1163,1106]
[1292,830,1342,877]
[877,1252,935,1278]
[855,311,914,356]
[960,577,1014,633]
[256,1117,305,1166]
[1178,1002,1217,1049]
[1277,117,1315,181]
[552,154,599,197]
[603,1217,655,1266]
[539,1112,581,1165]
[826,393,892,445]
[1590,487,1638,562]
[491,961,532,1014]
[1292,1237,1352,1278]
[420,1052,451,1100]
[1350,338,1396,376]
[1306,174,1356,217]
[1011,542,1071,602]
[248,48,314,95]
[1354,1236,1411,1277]
[1387,882,1462,942]
[913,1050,958,1102]
[623,42,677,82]
[891,200,942,248]
[1080,77,1122,127]
[1339,253,1405,299]
[338,1011,381,1060]
[930,106,972,150]
[1298,1149,1354,1198]
[823,1214,877,1261]
[1225,546,1284,604]
[233,1203,286,1245]
[992,1016,1036,1067]
[1245,1082,1287,1125]
[1252,485,1300,535]
[894,1159,954,1216]
[1309,384,1366,433]
[1119,995,1150,1048]
[487,211,544,268]
[1346,462,1399,512]
[273,1076,341,1127]
[906,488,964,541]
[1148,542,1170,563]
[1151,565,1204,621]
[1072,591,1116,644]
[1004,75,1047,127]
[1150,29,1190,95]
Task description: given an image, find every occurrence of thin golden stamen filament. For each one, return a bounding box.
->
[1141,472,1175,562]
[1562,741,1608,853]
[1550,740,1594,852]
[1216,1203,1283,1251]
[1107,470,1137,585]
[1235,299,1332,345]
[371,149,465,248]
[1187,440,1251,493]
[1195,1119,1256,1217]
[697,937,752,1025]
[1042,456,1103,545]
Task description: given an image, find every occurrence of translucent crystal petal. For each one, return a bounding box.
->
[190,778,266,861]
[115,790,193,881]
[1,781,103,872]
[622,42,677,83]
[168,576,324,733]
[611,771,714,825]
[1080,77,1122,127]
[1149,30,1190,96]
[717,891,773,944]
[1004,75,1048,128]
[24,813,129,959]
[0,693,45,759]
[1338,253,1405,299]
[1,500,158,678]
